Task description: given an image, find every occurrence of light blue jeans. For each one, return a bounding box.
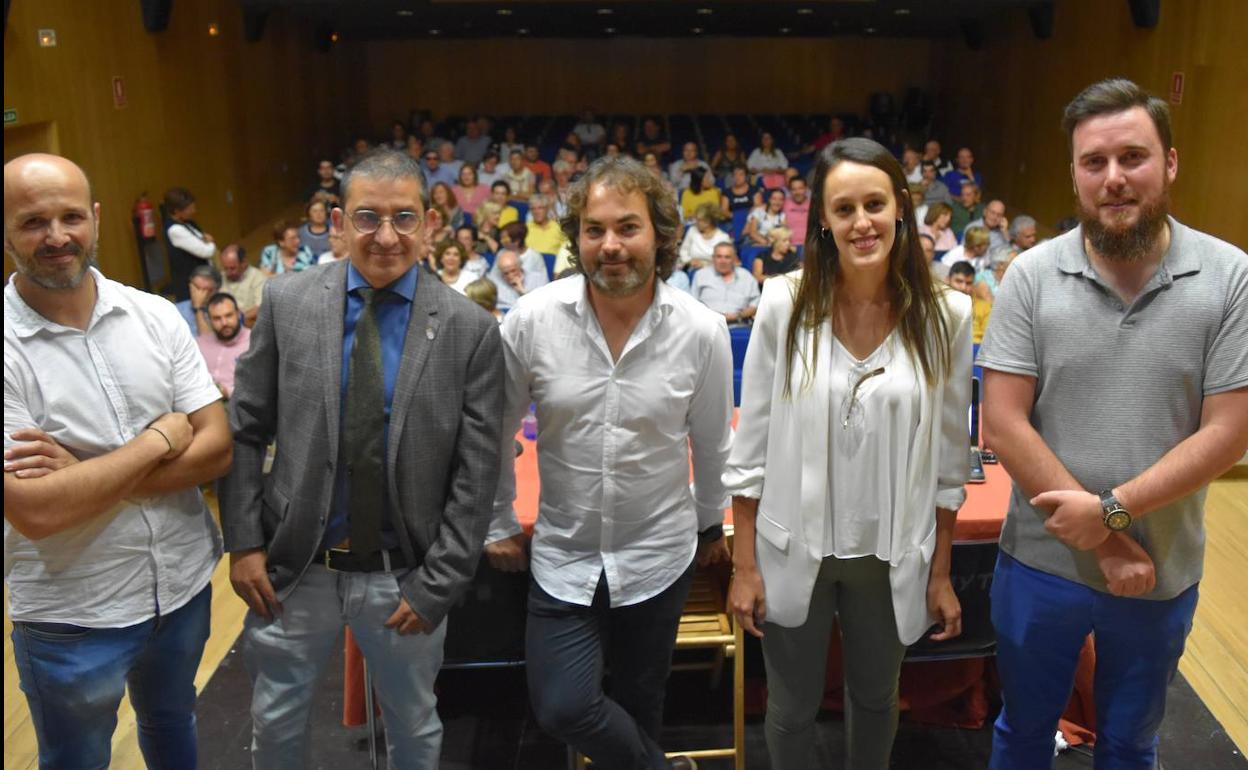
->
[11,583,212,770]
[242,564,447,770]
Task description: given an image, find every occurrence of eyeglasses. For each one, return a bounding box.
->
[349,210,422,235]
[841,366,885,429]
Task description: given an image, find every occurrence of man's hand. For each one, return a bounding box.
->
[1032,489,1110,550]
[696,536,730,567]
[1095,535,1156,597]
[203,233,216,244]
[189,280,213,311]
[384,598,432,635]
[484,533,529,572]
[148,412,194,459]
[507,273,526,293]
[926,573,963,641]
[4,428,79,479]
[729,564,766,638]
[229,548,282,620]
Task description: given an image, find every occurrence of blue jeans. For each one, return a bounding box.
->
[990,552,1198,770]
[525,560,697,770]
[11,583,212,770]
[242,564,446,770]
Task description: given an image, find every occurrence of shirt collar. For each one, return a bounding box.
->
[557,271,676,324]
[5,267,123,338]
[346,260,419,302]
[1057,216,1199,283]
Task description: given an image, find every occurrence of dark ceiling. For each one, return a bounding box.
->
[240,0,1053,42]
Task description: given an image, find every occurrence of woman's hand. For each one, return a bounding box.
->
[730,564,767,638]
[926,572,962,641]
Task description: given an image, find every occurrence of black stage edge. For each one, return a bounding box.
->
[196,631,1246,769]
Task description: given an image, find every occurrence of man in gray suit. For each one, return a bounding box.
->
[219,148,503,769]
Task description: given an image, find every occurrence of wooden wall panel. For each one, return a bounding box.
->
[3,0,362,287]
[928,0,1248,246]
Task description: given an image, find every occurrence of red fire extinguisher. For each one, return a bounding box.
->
[134,193,157,239]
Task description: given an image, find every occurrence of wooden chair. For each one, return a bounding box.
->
[573,559,746,770]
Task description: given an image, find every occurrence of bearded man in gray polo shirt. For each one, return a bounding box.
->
[978,79,1247,769]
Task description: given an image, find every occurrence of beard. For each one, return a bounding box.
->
[214,321,242,342]
[11,240,96,290]
[1078,187,1170,263]
[587,257,653,297]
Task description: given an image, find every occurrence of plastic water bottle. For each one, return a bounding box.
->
[521,403,538,441]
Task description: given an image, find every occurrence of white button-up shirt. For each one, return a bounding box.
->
[3,268,223,626]
[489,275,733,607]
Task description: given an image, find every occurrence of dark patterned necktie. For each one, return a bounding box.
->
[345,287,387,555]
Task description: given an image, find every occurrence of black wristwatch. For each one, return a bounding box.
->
[698,524,724,545]
[1098,490,1132,532]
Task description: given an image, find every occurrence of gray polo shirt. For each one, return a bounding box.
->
[977,217,1247,599]
[691,266,761,319]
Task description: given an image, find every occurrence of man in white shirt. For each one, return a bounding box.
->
[484,156,733,770]
[3,153,231,769]
[163,185,217,302]
[691,243,760,327]
[668,142,710,192]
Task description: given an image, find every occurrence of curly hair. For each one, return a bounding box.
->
[558,155,681,281]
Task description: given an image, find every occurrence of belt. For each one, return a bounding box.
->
[314,547,410,573]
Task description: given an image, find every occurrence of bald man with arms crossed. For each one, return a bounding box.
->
[3,154,231,769]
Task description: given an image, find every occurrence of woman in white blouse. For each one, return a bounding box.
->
[724,137,971,770]
[746,131,789,179]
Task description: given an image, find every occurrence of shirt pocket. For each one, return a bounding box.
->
[755,512,790,555]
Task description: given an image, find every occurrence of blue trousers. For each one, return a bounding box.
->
[11,583,212,770]
[525,561,696,770]
[990,552,1198,770]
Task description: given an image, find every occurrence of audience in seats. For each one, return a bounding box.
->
[902,146,923,184]
[743,188,788,246]
[971,246,1016,343]
[946,260,976,295]
[431,182,465,232]
[260,219,315,275]
[435,239,476,294]
[966,198,1010,252]
[498,125,524,163]
[680,169,722,223]
[940,225,992,272]
[753,226,802,283]
[525,195,567,256]
[464,276,503,323]
[422,147,457,188]
[950,182,985,240]
[298,198,332,256]
[478,151,504,188]
[454,225,492,279]
[454,118,492,166]
[219,243,268,327]
[1008,214,1038,252]
[692,242,761,327]
[747,131,788,182]
[808,115,847,154]
[783,175,812,245]
[497,221,550,285]
[572,109,606,155]
[710,134,746,185]
[669,142,711,191]
[504,150,536,201]
[920,160,953,204]
[316,226,349,266]
[163,186,217,301]
[490,248,545,311]
[487,181,520,227]
[387,120,408,150]
[942,146,984,197]
[524,145,552,185]
[195,292,251,399]
[678,203,733,271]
[437,142,463,182]
[922,138,954,176]
[308,159,341,206]
[634,116,672,160]
[721,165,757,221]
[175,263,221,337]
[921,202,957,256]
[454,164,490,219]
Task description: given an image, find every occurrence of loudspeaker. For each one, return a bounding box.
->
[1028,1,1055,39]
[1128,0,1161,28]
[242,7,268,42]
[960,18,984,50]
[139,0,172,33]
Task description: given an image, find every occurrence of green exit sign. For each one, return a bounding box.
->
[3,109,17,125]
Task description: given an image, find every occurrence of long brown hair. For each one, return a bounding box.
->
[784,138,953,396]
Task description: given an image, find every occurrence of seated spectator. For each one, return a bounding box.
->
[498,125,524,163]
[497,221,551,286]
[405,134,424,163]
[742,188,788,246]
[973,245,1018,303]
[416,118,445,152]
[542,174,569,220]
[910,185,930,226]
[260,219,314,276]
[919,160,952,204]
[525,195,567,256]
[163,186,217,301]
[490,248,546,311]
[709,134,746,185]
[524,145,553,184]
[922,139,954,176]
[753,226,801,283]
[503,150,536,201]
[807,115,847,154]
[669,142,710,191]
[966,198,1010,251]
[388,120,408,150]
[1054,216,1079,235]
[902,146,923,184]
[942,146,985,197]
[946,260,976,295]
[219,244,268,327]
[454,164,490,218]
[665,266,692,294]
[437,142,463,180]
[434,239,476,294]
[474,201,505,253]
[195,291,251,398]
[941,225,992,271]
[1008,214,1038,252]
[454,118,492,166]
[175,263,221,337]
[602,142,622,161]
[426,205,455,249]
[423,147,457,188]
[316,227,348,266]
[678,203,732,271]
[464,277,503,323]
[478,151,504,187]
[573,109,607,153]
[307,159,341,205]
[454,225,492,279]
[680,170,722,223]
[747,132,788,182]
[918,232,937,263]
[783,175,811,245]
[920,202,957,255]
[298,198,332,256]
[431,182,465,231]
[634,116,671,160]
[487,181,521,227]
[610,122,632,156]
[950,182,984,240]
[691,242,760,326]
[721,165,757,221]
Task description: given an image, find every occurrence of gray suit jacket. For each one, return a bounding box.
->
[218,260,503,626]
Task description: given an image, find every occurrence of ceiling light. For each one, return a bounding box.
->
[604,26,616,33]
[797,8,813,15]
[779,27,790,34]
[597,8,613,14]
[865,26,877,33]
[330,32,339,42]
[518,28,529,34]
[207,22,220,36]
[397,9,414,16]
[691,27,703,34]
[429,28,441,35]
[38,29,57,47]
[894,8,911,15]
[697,8,713,15]
[496,8,512,16]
